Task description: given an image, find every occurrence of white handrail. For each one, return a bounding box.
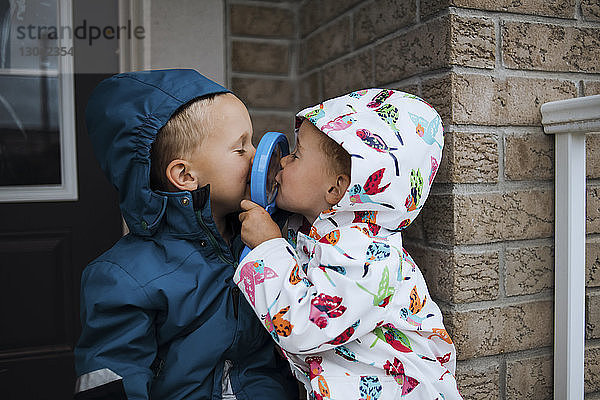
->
[541,94,600,400]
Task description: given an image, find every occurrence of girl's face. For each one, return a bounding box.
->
[187,94,255,219]
[275,120,337,223]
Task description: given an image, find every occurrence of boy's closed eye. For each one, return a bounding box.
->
[233,134,250,154]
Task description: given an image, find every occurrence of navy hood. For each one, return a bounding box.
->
[85,69,230,236]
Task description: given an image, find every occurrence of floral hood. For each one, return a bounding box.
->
[298,89,443,233]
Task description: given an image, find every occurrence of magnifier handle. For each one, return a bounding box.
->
[239,204,276,263]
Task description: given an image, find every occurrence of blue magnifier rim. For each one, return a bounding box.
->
[250,131,290,210]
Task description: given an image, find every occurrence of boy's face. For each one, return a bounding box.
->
[275,120,340,223]
[188,93,255,218]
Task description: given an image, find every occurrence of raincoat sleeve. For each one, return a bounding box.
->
[74,261,157,400]
[233,226,400,354]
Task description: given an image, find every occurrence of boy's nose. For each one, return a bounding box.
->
[280,154,291,168]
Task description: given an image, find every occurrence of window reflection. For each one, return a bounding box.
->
[0,0,60,186]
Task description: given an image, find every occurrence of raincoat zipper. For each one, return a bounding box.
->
[195,210,235,267]
[196,211,240,318]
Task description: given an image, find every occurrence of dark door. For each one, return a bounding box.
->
[0,2,122,399]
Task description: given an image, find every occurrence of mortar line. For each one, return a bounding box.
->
[449,5,600,27]
[230,71,297,80]
[499,354,507,400]
[436,292,554,312]
[227,0,295,9]
[498,241,507,299]
[229,35,294,44]
[452,65,600,81]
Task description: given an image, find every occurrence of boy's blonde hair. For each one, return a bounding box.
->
[150,94,218,190]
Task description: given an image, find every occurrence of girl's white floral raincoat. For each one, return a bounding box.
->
[234,89,462,400]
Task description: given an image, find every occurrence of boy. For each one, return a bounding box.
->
[74,69,299,400]
[235,89,462,399]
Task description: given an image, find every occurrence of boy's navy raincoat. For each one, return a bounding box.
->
[74,69,299,400]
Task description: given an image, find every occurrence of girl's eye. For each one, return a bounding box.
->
[235,148,245,154]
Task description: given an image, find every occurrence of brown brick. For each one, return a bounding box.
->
[450,15,496,69]
[503,22,600,73]
[505,133,554,181]
[299,0,363,37]
[403,244,439,289]
[588,186,600,234]
[421,194,454,244]
[582,0,600,21]
[440,73,576,126]
[231,41,289,74]
[421,74,453,124]
[587,292,600,339]
[456,361,500,400]
[421,0,576,19]
[231,77,294,109]
[421,248,500,303]
[375,14,494,81]
[584,81,600,96]
[390,83,420,96]
[505,245,554,296]
[430,190,554,245]
[447,131,499,183]
[450,73,497,125]
[301,17,351,71]
[448,189,554,244]
[588,134,600,179]
[446,301,554,359]
[588,239,600,288]
[424,0,576,18]
[298,72,321,110]
[420,0,450,20]
[453,251,500,302]
[433,129,451,184]
[402,212,425,240]
[506,355,553,400]
[322,49,373,99]
[230,5,294,38]
[586,345,600,393]
[250,113,295,145]
[354,0,416,48]
[503,77,576,125]
[375,17,449,84]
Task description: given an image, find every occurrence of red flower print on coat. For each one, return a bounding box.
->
[384,357,420,396]
[310,293,346,328]
[326,320,360,346]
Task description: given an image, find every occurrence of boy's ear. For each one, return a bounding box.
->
[166,159,201,191]
[325,174,351,205]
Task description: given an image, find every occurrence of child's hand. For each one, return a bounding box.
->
[239,200,282,249]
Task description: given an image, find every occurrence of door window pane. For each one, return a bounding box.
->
[0,0,76,201]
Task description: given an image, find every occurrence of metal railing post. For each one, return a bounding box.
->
[541,94,600,400]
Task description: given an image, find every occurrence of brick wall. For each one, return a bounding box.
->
[225,0,600,398]
[227,0,297,145]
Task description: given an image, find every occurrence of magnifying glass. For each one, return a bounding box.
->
[240,131,290,261]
